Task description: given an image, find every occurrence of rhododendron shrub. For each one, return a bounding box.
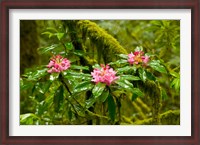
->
[20,46,168,125]
[20,20,179,126]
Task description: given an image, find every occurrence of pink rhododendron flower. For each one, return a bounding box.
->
[47,55,70,73]
[91,64,119,86]
[128,50,149,65]
[141,56,150,64]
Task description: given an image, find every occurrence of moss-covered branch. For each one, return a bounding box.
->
[76,20,128,63]
[133,110,180,125]
[140,80,162,124]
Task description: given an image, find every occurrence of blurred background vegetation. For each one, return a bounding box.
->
[20,20,180,125]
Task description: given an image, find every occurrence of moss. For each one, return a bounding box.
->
[75,20,128,63]
[135,98,151,113]
[142,80,162,124]
[160,110,180,125]
[132,101,146,120]
[133,110,180,125]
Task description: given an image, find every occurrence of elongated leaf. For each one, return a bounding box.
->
[55,33,64,40]
[170,78,180,91]
[99,89,109,102]
[37,95,54,115]
[146,70,156,81]
[107,95,116,122]
[115,79,133,89]
[85,96,96,108]
[92,83,106,99]
[24,68,48,81]
[117,54,128,59]
[46,27,58,32]
[37,44,59,55]
[138,68,147,82]
[132,93,138,101]
[33,81,52,97]
[170,71,179,78]
[132,88,144,98]
[109,59,127,65]
[73,81,94,93]
[73,50,85,56]
[161,88,169,101]
[149,60,167,73]
[116,66,136,73]
[41,31,54,38]
[62,71,91,81]
[53,85,64,112]
[20,78,33,90]
[70,65,89,70]
[20,113,39,125]
[120,75,140,81]
[63,70,91,77]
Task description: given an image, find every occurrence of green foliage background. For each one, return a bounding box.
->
[20,20,180,125]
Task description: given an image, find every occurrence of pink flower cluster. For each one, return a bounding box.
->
[47,55,70,73]
[128,51,149,65]
[91,64,119,86]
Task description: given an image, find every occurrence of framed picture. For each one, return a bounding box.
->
[1,0,199,144]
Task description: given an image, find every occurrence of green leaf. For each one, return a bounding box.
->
[108,59,127,65]
[20,78,33,91]
[24,68,48,81]
[20,113,39,125]
[120,75,140,81]
[46,27,58,32]
[107,95,116,122]
[170,71,179,78]
[116,66,136,73]
[92,83,106,99]
[132,88,144,98]
[149,60,167,73]
[132,93,138,101]
[55,33,64,40]
[92,64,101,69]
[99,89,109,102]
[117,54,128,59]
[33,81,52,96]
[41,31,54,38]
[37,44,59,55]
[161,88,169,101]
[37,95,54,115]
[50,73,59,81]
[53,85,64,112]
[85,96,96,108]
[115,79,133,90]
[73,81,94,93]
[146,71,156,81]
[170,78,180,91]
[138,68,147,82]
[73,50,85,56]
[112,90,125,97]
[65,42,73,50]
[135,46,143,51]
[70,65,89,70]
[62,71,91,81]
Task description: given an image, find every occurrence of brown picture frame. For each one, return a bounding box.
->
[1,0,199,144]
